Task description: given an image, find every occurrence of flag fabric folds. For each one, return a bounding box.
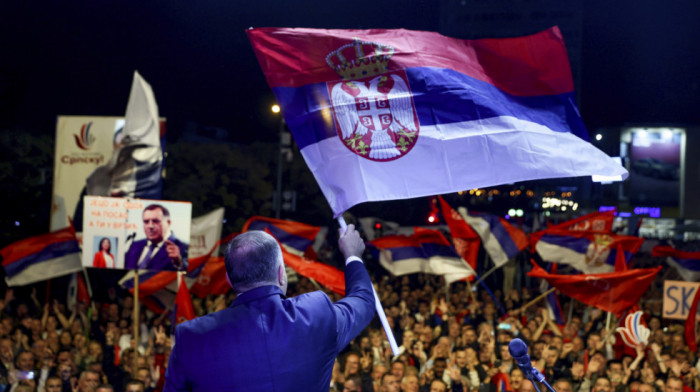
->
[527,262,661,315]
[651,245,700,282]
[458,207,528,268]
[547,211,615,233]
[534,231,643,274]
[280,246,346,295]
[438,196,480,272]
[370,227,474,283]
[685,287,700,353]
[189,257,230,298]
[86,71,163,199]
[1,226,83,286]
[242,216,320,256]
[248,27,627,216]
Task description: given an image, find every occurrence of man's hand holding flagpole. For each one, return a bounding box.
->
[338,216,399,356]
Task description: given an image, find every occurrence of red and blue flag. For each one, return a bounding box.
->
[1,226,83,286]
[652,245,700,282]
[534,230,643,274]
[248,27,627,216]
[461,209,528,267]
[242,216,320,256]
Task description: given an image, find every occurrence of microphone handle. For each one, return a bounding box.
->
[527,371,557,392]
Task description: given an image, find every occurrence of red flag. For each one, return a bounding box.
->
[280,246,345,296]
[531,211,615,250]
[189,257,231,298]
[438,196,481,272]
[685,287,700,352]
[614,245,627,272]
[549,211,614,233]
[77,273,90,305]
[174,278,195,324]
[528,262,661,315]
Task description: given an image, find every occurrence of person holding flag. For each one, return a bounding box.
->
[164,224,374,391]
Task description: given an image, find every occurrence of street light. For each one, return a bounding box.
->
[271,103,290,219]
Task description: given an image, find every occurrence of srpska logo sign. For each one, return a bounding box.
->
[663,280,700,320]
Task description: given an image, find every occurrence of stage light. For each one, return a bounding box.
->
[271,104,281,113]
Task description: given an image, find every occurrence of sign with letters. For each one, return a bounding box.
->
[663,280,700,320]
[82,196,191,271]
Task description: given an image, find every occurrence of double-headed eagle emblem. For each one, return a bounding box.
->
[326,39,419,161]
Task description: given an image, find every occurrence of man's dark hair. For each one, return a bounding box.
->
[143,204,170,219]
[225,231,281,292]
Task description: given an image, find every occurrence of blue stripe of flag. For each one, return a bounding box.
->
[476,213,520,259]
[246,221,312,252]
[671,257,700,271]
[540,234,590,254]
[273,66,585,150]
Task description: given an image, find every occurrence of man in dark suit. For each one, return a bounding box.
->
[124,204,188,271]
[164,224,375,391]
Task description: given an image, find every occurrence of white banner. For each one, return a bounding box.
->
[51,116,124,231]
[188,208,225,259]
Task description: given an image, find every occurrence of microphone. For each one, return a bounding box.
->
[508,338,546,383]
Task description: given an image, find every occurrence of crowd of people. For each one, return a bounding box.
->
[0,243,697,392]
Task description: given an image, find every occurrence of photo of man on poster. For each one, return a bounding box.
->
[125,204,188,271]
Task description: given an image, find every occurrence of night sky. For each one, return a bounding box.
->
[2,0,698,145]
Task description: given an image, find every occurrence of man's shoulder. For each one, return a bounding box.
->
[126,239,147,253]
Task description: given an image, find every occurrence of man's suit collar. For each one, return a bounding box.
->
[231,285,285,307]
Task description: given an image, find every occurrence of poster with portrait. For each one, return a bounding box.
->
[82,196,191,271]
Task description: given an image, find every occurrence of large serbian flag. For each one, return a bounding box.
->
[248,27,627,216]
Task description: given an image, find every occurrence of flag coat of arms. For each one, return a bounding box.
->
[534,230,644,274]
[248,27,627,216]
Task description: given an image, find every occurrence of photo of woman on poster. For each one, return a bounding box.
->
[93,237,115,268]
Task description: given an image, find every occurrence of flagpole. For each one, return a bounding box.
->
[471,264,499,289]
[133,272,140,378]
[338,216,399,356]
[517,287,556,313]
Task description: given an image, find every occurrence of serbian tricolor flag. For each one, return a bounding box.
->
[247,27,627,217]
[534,230,643,274]
[459,208,528,267]
[438,196,480,272]
[651,245,700,282]
[1,226,83,286]
[370,228,474,283]
[242,216,320,256]
[528,262,661,315]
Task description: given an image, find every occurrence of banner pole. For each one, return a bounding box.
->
[337,216,399,356]
[133,272,140,378]
[518,287,556,312]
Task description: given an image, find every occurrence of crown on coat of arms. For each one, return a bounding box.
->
[326,39,394,80]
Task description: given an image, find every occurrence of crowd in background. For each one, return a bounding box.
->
[0,242,698,392]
